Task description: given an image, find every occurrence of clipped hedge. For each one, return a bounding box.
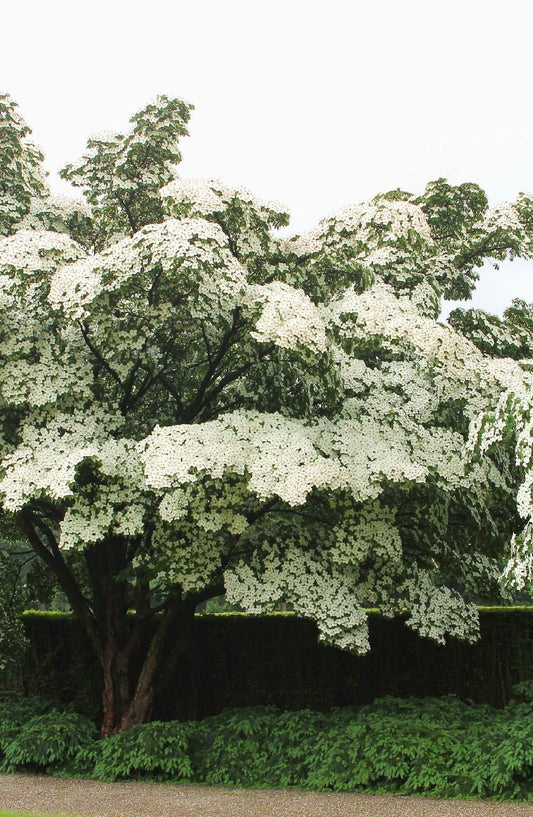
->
[18,608,533,721]
[1,695,533,799]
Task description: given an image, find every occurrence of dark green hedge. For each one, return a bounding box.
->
[19,608,533,721]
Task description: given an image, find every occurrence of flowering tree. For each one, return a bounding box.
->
[2,93,533,735]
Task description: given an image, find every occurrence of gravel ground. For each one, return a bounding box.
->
[1,774,533,817]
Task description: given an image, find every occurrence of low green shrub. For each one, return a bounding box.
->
[0,695,532,798]
[93,720,192,782]
[0,695,55,725]
[512,680,533,702]
[259,709,333,787]
[0,697,56,761]
[0,710,97,774]
[304,697,533,798]
[189,706,279,785]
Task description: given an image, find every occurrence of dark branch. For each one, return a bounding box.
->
[16,508,101,656]
[117,194,138,233]
[79,322,123,387]
[180,308,245,422]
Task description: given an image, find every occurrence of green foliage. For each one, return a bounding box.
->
[0,544,31,692]
[0,695,54,724]
[312,697,533,798]
[178,697,533,797]
[188,697,533,797]
[0,697,55,761]
[1,696,533,798]
[512,680,533,702]
[189,706,280,785]
[22,609,73,620]
[60,95,193,245]
[93,720,192,782]
[413,179,489,300]
[0,94,47,237]
[0,709,97,774]
[416,179,489,243]
[449,302,533,360]
[263,709,333,787]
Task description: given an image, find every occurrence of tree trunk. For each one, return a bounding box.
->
[98,595,196,737]
[16,517,222,737]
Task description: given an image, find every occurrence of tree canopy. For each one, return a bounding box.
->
[2,92,533,733]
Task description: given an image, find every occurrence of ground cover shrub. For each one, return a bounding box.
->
[0,695,55,725]
[185,696,533,798]
[0,697,56,761]
[1,695,533,798]
[443,701,533,798]
[306,696,533,798]
[0,710,97,775]
[188,706,332,787]
[93,720,192,782]
[262,709,333,787]
[188,706,280,786]
[513,680,533,701]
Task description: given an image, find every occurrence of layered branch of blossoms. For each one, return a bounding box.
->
[227,547,372,653]
[468,384,533,593]
[0,93,48,237]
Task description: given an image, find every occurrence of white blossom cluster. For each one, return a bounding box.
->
[161,178,289,265]
[246,281,326,352]
[325,281,527,418]
[502,528,533,592]
[17,195,92,233]
[225,546,371,653]
[0,92,48,237]
[330,351,438,424]
[141,401,476,515]
[0,341,92,408]
[0,231,92,410]
[316,414,428,499]
[331,501,403,568]
[0,229,84,279]
[0,408,123,511]
[48,217,246,319]
[470,383,533,591]
[58,438,148,550]
[286,198,433,257]
[397,569,480,644]
[140,411,338,506]
[481,202,529,255]
[143,482,251,592]
[161,178,287,224]
[327,282,480,374]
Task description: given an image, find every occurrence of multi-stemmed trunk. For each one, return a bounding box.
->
[96,593,196,737]
[18,515,220,737]
[83,542,217,737]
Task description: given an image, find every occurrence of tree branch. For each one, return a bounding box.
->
[180,308,244,422]
[79,321,124,387]
[16,508,102,657]
[117,193,138,233]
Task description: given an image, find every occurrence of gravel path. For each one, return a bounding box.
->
[1,774,533,817]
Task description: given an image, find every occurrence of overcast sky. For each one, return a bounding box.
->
[2,0,532,316]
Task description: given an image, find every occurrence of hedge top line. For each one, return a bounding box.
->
[21,606,533,621]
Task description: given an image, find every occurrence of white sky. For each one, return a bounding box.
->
[2,0,533,317]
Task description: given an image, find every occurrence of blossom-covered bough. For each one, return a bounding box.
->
[1,93,533,736]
